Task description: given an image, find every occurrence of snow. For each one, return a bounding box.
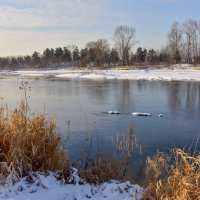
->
[3,67,200,81]
[0,171,144,200]
[132,112,152,117]
[108,111,120,114]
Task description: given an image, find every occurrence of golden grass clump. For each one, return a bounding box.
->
[79,125,139,184]
[79,156,123,184]
[0,84,70,183]
[142,148,200,200]
[193,65,200,70]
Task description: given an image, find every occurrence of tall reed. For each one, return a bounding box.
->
[79,125,139,183]
[0,82,70,183]
[143,148,200,200]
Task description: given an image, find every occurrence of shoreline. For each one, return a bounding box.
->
[0,170,144,200]
[1,68,200,82]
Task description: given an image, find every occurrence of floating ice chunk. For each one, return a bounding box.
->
[132,112,151,117]
[158,114,163,117]
[108,111,120,114]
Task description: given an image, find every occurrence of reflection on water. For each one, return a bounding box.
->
[167,81,200,118]
[0,76,200,178]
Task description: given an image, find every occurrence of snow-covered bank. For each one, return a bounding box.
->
[0,171,143,200]
[2,68,200,81]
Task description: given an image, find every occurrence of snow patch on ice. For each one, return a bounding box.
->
[108,111,120,114]
[132,112,152,117]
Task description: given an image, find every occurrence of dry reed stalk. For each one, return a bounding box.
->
[79,156,123,184]
[0,82,71,183]
[79,125,139,184]
[142,148,200,200]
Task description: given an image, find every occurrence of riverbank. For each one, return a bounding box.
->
[2,67,200,81]
[0,170,143,200]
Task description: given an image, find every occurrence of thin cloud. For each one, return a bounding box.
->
[0,0,199,56]
[0,0,105,30]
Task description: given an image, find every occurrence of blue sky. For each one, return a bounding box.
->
[0,0,200,56]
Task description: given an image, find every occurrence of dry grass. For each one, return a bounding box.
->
[112,65,143,70]
[142,148,200,200]
[79,125,139,184]
[0,82,70,183]
[193,65,200,70]
[79,156,123,183]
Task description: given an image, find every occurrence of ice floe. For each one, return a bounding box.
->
[108,111,120,114]
[132,112,152,117]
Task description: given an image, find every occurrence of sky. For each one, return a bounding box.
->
[0,0,200,56]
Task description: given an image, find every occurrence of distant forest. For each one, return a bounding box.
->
[1,19,200,69]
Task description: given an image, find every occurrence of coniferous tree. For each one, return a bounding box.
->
[32,51,41,66]
[72,47,80,61]
[63,47,72,62]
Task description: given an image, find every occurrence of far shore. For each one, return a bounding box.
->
[1,64,200,81]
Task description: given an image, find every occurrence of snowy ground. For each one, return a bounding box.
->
[1,66,200,81]
[0,170,143,200]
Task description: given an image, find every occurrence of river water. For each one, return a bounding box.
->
[1,75,200,179]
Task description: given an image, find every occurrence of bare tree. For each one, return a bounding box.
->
[183,20,199,64]
[197,21,200,63]
[86,39,110,66]
[167,22,183,64]
[114,25,136,66]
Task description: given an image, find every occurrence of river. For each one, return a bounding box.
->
[0,75,200,180]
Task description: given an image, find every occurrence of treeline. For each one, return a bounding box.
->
[1,19,200,69]
[0,41,167,69]
[0,42,119,69]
